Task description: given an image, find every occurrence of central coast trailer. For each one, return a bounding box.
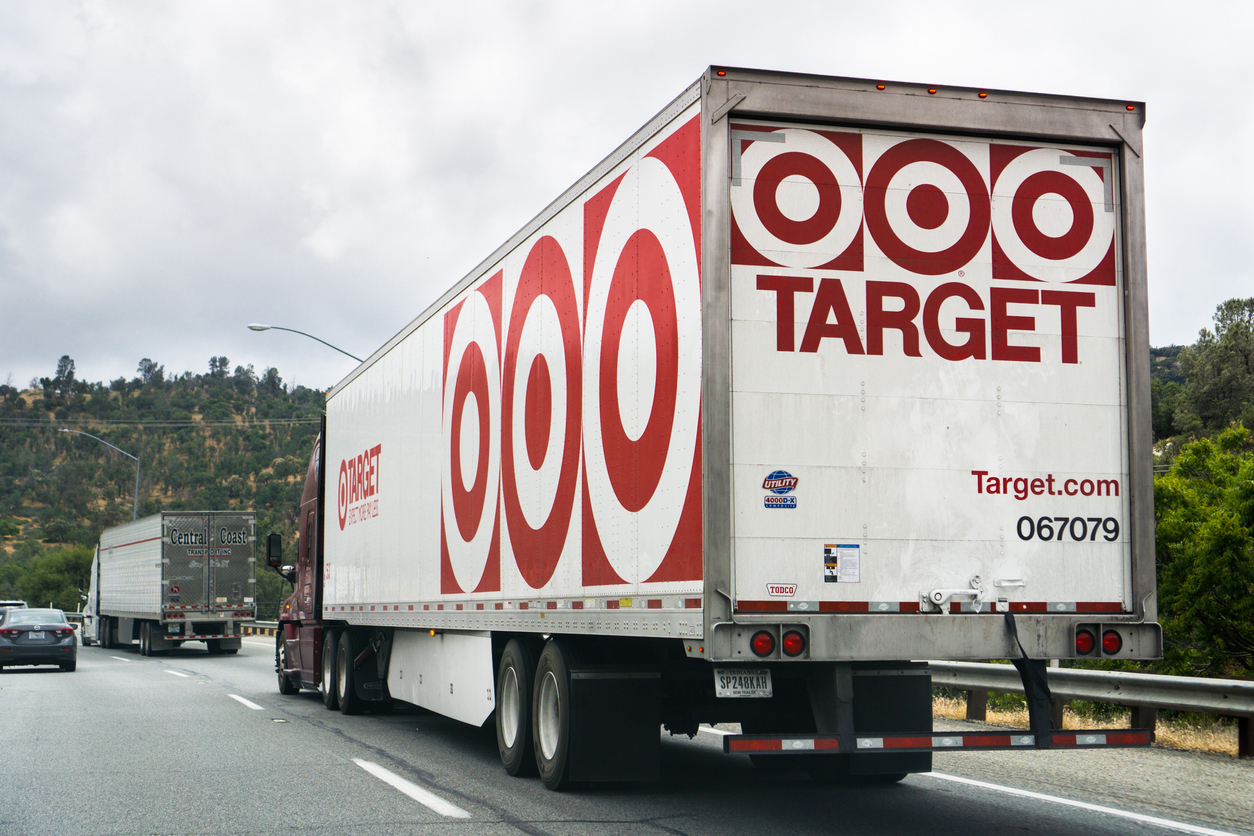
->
[271,66,1160,789]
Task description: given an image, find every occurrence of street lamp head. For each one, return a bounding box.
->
[247,323,271,332]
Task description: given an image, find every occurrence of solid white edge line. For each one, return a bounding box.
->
[925,772,1243,836]
[164,670,189,678]
[353,759,470,819]
[109,656,131,662]
[228,694,264,710]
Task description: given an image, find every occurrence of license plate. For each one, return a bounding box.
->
[30,631,45,640]
[168,624,180,633]
[713,668,773,698]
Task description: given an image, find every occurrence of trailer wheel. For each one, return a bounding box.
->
[99,618,112,649]
[496,639,539,776]
[276,634,299,695]
[80,627,92,647]
[139,622,150,656]
[337,631,363,715]
[206,639,222,655]
[532,639,574,790]
[321,629,339,710]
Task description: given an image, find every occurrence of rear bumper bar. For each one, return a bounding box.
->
[724,729,1152,754]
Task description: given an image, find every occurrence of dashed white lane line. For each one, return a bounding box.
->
[698,726,732,737]
[109,656,131,662]
[925,772,1243,836]
[228,694,264,710]
[353,759,470,819]
[164,670,189,678]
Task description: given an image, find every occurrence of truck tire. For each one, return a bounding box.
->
[206,639,222,655]
[139,622,150,656]
[80,627,92,647]
[322,629,340,710]
[496,638,539,776]
[99,618,112,649]
[336,631,363,715]
[276,634,299,695]
[532,639,574,790]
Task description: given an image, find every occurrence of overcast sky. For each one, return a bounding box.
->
[1,1,1250,392]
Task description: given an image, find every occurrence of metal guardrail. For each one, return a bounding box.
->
[930,661,1254,718]
[243,620,279,637]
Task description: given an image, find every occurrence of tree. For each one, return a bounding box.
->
[1154,425,1254,677]
[1179,298,1254,430]
[15,545,93,611]
[137,358,165,386]
[209,356,230,378]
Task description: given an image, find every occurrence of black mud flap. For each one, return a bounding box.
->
[567,667,661,782]
[1004,612,1054,748]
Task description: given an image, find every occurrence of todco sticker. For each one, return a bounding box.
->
[767,583,797,598]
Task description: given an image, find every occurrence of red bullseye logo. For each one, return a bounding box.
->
[441,278,502,594]
[501,235,582,589]
[583,153,702,585]
[731,127,863,270]
[863,138,990,276]
[337,459,348,530]
[991,146,1116,285]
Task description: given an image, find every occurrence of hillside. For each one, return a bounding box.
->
[0,356,323,616]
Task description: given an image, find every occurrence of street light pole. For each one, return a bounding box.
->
[59,429,141,521]
[247,323,363,363]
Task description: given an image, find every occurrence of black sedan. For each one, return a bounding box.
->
[0,608,77,672]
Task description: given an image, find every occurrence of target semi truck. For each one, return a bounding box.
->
[84,511,257,655]
[268,66,1159,789]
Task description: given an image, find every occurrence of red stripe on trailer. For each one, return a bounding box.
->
[899,601,920,613]
[1104,732,1151,745]
[883,736,931,749]
[106,535,163,550]
[408,605,413,611]
[607,600,620,610]
[814,738,840,751]
[423,605,430,611]
[1010,602,1048,612]
[819,601,869,612]
[547,601,557,610]
[1077,602,1124,613]
[476,603,484,610]
[647,599,662,609]
[963,735,1013,747]
[685,598,701,609]
[519,602,529,610]
[437,604,444,611]
[729,738,783,752]
[495,603,504,610]
[736,600,787,612]
[572,601,585,609]
[456,604,464,611]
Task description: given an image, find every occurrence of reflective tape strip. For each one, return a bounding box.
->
[724,736,839,753]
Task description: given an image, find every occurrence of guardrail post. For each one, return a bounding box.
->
[965,690,988,721]
[1049,697,1066,730]
[1130,705,1157,738]
[1239,716,1252,758]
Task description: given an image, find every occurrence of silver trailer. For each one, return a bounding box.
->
[84,512,256,655]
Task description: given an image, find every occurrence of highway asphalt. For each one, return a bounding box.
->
[0,633,1250,835]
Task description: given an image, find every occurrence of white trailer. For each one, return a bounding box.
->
[273,67,1160,789]
[84,511,256,655]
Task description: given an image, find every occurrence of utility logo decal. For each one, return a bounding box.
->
[763,469,798,509]
[767,583,797,598]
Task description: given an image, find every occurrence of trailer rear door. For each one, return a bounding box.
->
[163,514,210,611]
[209,513,255,610]
[727,120,1131,615]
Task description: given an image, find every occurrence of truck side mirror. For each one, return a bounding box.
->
[279,565,298,583]
[266,533,282,569]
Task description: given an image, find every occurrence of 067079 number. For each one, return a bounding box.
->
[1017,516,1119,542]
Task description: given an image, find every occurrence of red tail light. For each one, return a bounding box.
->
[1102,630,1123,654]
[0,628,19,638]
[782,630,806,657]
[750,631,775,657]
[1075,629,1096,654]
[54,627,74,639]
